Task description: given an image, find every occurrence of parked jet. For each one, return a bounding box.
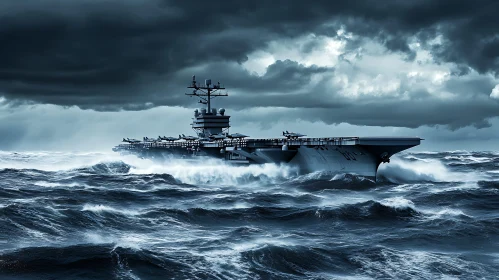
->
[179,134,198,141]
[207,133,227,140]
[158,136,180,141]
[282,131,306,139]
[143,137,158,143]
[122,138,141,143]
[226,133,249,139]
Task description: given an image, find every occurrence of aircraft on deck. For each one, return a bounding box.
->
[207,133,227,140]
[122,138,141,144]
[179,134,198,141]
[282,131,306,139]
[113,75,422,178]
[226,133,249,139]
[143,137,159,143]
[158,136,180,141]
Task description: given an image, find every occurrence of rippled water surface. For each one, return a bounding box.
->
[0,151,498,279]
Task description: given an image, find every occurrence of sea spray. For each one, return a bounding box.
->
[0,151,498,279]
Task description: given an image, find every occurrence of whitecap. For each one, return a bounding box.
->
[422,208,470,219]
[379,197,416,210]
[378,156,484,183]
[0,151,126,172]
[410,151,440,155]
[443,155,492,164]
[34,181,83,188]
[81,204,139,216]
[351,248,488,279]
[127,157,297,186]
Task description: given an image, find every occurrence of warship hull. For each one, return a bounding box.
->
[113,137,421,179]
[114,76,422,179]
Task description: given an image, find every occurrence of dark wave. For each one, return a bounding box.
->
[413,187,499,211]
[377,167,439,184]
[139,200,421,228]
[287,173,378,191]
[72,161,132,175]
[241,245,361,278]
[1,151,499,279]
[0,245,221,280]
[477,180,499,189]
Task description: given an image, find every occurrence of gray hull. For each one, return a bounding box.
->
[289,146,378,177]
[115,77,422,181]
[114,137,421,179]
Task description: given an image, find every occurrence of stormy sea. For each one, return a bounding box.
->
[0,151,498,279]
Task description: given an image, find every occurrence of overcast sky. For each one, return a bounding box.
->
[1,0,498,151]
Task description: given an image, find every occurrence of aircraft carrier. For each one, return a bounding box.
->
[112,76,422,179]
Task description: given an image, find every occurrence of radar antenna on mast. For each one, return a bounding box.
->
[185,76,228,112]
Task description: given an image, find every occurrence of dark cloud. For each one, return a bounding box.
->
[0,0,498,129]
[196,60,333,92]
[230,81,499,130]
[296,99,499,130]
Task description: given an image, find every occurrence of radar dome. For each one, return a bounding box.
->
[219,108,225,116]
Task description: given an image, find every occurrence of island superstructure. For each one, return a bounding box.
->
[113,76,422,179]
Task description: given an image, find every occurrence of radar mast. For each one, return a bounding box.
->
[185,76,230,137]
[185,76,228,112]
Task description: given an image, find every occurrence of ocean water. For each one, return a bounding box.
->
[0,150,498,279]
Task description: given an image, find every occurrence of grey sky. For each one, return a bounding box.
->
[0,0,498,151]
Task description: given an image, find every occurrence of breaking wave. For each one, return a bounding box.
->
[378,155,487,184]
[1,151,499,279]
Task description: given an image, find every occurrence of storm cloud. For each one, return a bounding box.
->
[0,0,499,131]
